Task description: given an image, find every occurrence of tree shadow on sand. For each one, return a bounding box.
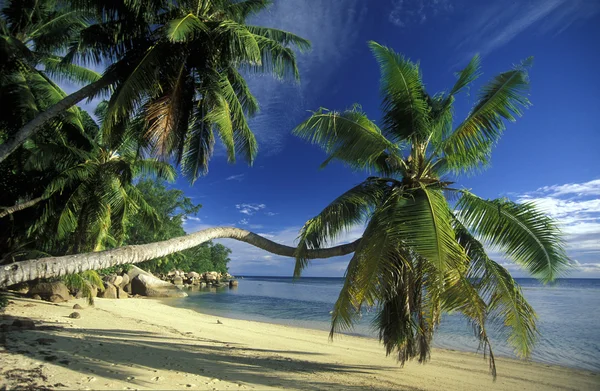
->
[1,314,416,390]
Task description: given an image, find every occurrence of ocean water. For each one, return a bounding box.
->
[167,277,600,372]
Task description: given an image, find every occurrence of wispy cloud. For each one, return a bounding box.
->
[239,0,368,156]
[236,203,267,216]
[225,174,245,182]
[452,0,600,58]
[389,0,454,27]
[238,218,249,225]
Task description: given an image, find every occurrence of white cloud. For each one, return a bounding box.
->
[225,174,245,181]
[238,218,249,226]
[185,216,201,222]
[235,203,267,215]
[537,179,600,197]
[265,211,278,217]
[452,0,600,58]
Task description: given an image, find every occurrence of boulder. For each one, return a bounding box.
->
[48,294,67,303]
[97,283,118,299]
[105,274,123,287]
[203,271,219,282]
[31,294,42,300]
[30,282,71,302]
[127,265,157,281]
[131,274,187,298]
[73,304,83,310]
[120,273,130,287]
[229,280,238,288]
[69,312,81,319]
[188,272,200,279]
[123,283,132,293]
[173,276,183,285]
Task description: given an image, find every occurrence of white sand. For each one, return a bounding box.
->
[1,294,598,390]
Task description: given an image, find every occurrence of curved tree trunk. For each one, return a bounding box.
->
[0,76,113,164]
[0,196,45,219]
[0,227,360,288]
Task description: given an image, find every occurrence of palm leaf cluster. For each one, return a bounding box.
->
[63,0,309,181]
[293,41,569,377]
[0,0,98,144]
[24,104,175,254]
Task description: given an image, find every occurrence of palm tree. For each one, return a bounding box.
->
[0,0,101,151]
[0,0,310,181]
[0,226,359,287]
[23,109,175,254]
[291,41,570,377]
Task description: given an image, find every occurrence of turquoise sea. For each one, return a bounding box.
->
[168,277,600,372]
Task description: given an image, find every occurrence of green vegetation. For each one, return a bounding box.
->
[1,0,305,279]
[293,42,569,377]
[0,1,571,378]
[128,179,231,275]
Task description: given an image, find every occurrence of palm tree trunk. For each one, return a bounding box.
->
[0,76,113,164]
[0,197,45,219]
[0,227,360,287]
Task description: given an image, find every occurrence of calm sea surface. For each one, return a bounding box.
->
[167,277,600,372]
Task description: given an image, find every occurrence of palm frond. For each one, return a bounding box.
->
[396,187,465,273]
[41,56,102,85]
[181,105,216,182]
[368,41,430,143]
[449,54,482,96]
[250,34,300,80]
[442,58,533,172]
[143,62,194,158]
[132,159,177,182]
[246,25,311,52]
[219,72,258,163]
[454,220,538,359]
[294,177,393,276]
[166,13,207,42]
[226,67,259,117]
[225,0,273,22]
[456,191,569,282]
[293,106,405,174]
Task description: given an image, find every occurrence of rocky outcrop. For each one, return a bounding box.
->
[29,281,71,302]
[159,269,237,289]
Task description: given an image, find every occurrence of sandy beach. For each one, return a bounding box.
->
[0,294,597,391]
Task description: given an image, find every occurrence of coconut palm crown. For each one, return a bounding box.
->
[69,0,310,182]
[293,41,570,377]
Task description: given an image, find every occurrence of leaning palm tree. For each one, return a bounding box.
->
[292,41,570,377]
[1,0,310,182]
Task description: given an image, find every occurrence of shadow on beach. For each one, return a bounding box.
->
[1,311,411,390]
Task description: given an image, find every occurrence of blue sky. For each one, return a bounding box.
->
[114,1,600,277]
